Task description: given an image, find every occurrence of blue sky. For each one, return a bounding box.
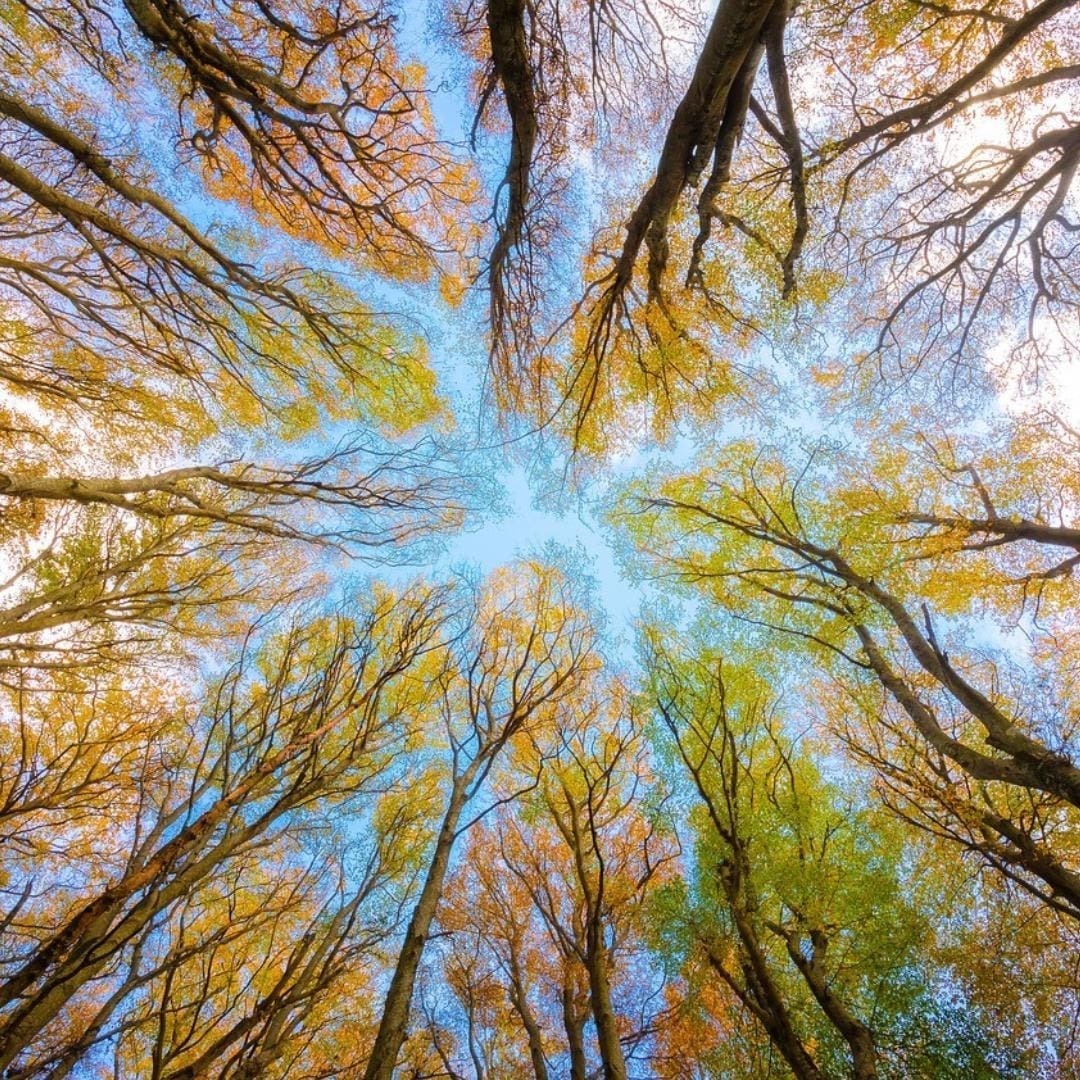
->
[443,461,640,630]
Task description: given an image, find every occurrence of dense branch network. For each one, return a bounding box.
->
[0,0,1077,1076]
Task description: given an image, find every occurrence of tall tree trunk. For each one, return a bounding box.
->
[727,898,827,1080]
[0,799,292,1072]
[584,915,627,1080]
[561,981,587,1080]
[362,777,470,1080]
[780,928,877,1080]
[507,951,548,1080]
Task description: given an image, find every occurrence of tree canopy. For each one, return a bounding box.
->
[0,0,1077,1075]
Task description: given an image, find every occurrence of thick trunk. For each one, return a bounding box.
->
[714,858,826,1080]
[688,38,765,284]
[577,0,779,430]
[619,0,778,293]
[485,0,537,261]
[780,928,877,1080]
[979,809,1080,917]
[585,917,627,1080]
[761,0,807,295]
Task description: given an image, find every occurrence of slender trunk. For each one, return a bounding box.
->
[362,779,469,1080]
[164,903,354,1080]
[717,857,827,1080]
[561,981,587,1080]
[781,929,877,1080]
[35,935,150,1080]
[841,566,1080,805]
[0,797,294,1071]
[507,952,548,1080]
[0,706,340,1018]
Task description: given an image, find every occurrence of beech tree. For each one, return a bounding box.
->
[645,633,1038,1078]
[0,581,453,1073]
[627,424,1080,924]
[362,560,597,1080]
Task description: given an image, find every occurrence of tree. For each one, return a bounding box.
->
[523,681,679,1080]
[434,820,565,1079]
[1,0,469,429]
[646,629,1041,1078]
[627,427,1080,922]
[361,559,598,1080]
[450,0,1077,442]
[428,677,681,1080]
[3,0,1078,1074]
[0,439,471,679]
[650,638,878,1080]
[447,0,685,411]
[0,0,479,692]
[0,580,454,1074]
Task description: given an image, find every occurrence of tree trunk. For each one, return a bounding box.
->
[508,952,548,1080]
[781,928,877,1080]
[0,798,292,1071]
[362,780,469,1080]
[584,917,627,1080]
[561,981,587,1080]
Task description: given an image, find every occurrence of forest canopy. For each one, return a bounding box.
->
[0,0,1077,1076]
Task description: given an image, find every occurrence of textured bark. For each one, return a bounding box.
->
[584,920,627,1080]
[776,928,877,1080]
[688,38,765,285]
[611,0,778,296]
[561,982,588,1080]
[485,0,539,361]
